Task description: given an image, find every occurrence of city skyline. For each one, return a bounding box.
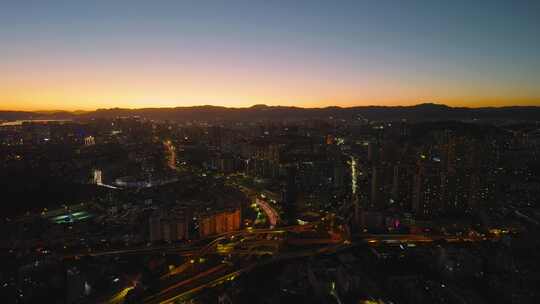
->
[2,0,540,111]
[2,2,540,303]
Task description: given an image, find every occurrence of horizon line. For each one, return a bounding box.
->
[2,102,540,113]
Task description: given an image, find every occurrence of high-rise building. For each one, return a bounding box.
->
[199,208,241,237]
[149,213,162,242]
[391,164,414,212]
[440,136,488,214]
[412,161,443,218]
[370,164,394,210]
[368,142,380,164]
[333,163,347,188]
[149,207,191,242]
[209,126,222,149]
[282,165,298,222]
[443,167,473,213]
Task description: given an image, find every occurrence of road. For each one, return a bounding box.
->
[146,221,344,303]
[360,233,493,245]
[150,238,352,304]
[104,221,499,303]
[234,183,281,226]
[163,140,177,171]
[255,197,279,226]
[107,287,134,304]
[64,246,198,259]
[103,220,345,304]
[101,207,501,304]
[144,228,495,303]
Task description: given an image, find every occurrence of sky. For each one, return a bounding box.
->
[1,0,539,111]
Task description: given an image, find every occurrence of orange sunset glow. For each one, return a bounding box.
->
[2,66,538,111]
[1,1,539,111]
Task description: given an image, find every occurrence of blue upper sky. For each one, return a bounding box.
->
[1,0,539,110]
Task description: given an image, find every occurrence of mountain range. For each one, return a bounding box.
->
[1,103,539,122]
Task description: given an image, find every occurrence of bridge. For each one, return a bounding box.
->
[103,222,346,304]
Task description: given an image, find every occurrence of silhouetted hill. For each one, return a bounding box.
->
[1,103,539,122]
[80,103,540,122]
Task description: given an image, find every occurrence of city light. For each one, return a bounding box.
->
[1,2,538,301]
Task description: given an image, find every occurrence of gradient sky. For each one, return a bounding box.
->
[1,0,539,110]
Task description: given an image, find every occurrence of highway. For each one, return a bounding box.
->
[107,286,134,304]
[158,239,353,304]
[359,233,493,245]
[96,206,498,302]
[63,246,198,259]
[147,231,494,303]
[163,228,288,277]
[64,228,285,260]
[233,183,281,226]
[102,218,495,304]
[163,140,177,171]
[103,219,344,304]
[98,211,496,304]
[146,240,349,304]
[255,197,279,226]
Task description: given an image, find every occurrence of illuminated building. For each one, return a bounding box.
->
[21,122,51,144]
[92,169,103,185]
[370,164,394,210]
[326,134,335,145]
[84,135,95,146]
[199,208,241,237]
[149,207,191,242]
[412,160,443,218]
[281,165,298,222]
[391,164,414,211]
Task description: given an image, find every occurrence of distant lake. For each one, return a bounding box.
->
[0,119,72,126]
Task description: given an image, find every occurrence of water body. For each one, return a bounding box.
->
[0,119,72,126]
